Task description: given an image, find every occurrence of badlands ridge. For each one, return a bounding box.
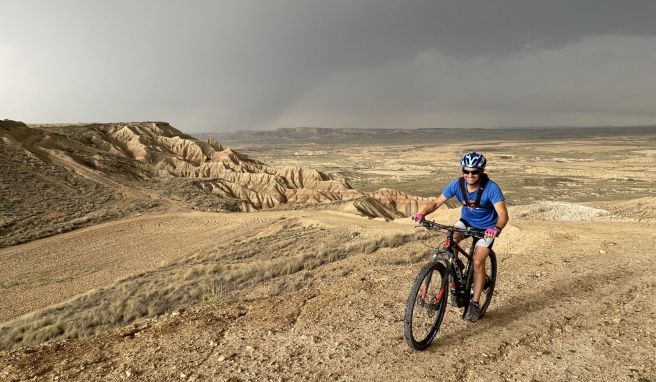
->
[0,120,428,248]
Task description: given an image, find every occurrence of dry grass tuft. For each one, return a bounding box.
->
[200,281,225,305]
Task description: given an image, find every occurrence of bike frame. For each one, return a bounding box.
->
[417,220,490,315]
[442,230,478,317]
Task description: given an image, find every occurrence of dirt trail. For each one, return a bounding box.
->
[0,212,228,321]
[0,210,411,324]
[1,212,654,381]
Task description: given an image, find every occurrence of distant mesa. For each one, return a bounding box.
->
[210,125,656,145]
[0,119,431,246]
[211,126,439,144]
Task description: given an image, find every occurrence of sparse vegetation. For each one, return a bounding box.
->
[0,219,11,230]
[0,226,425,350]
[0,131,137,248]
[200,281,225,305]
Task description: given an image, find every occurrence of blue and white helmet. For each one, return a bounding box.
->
[460,152,486,169]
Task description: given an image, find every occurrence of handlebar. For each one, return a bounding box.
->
[418,219,487,239]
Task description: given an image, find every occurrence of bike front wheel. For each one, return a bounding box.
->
[404,259,449,351]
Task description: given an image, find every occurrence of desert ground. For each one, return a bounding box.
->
[1,121,655,381]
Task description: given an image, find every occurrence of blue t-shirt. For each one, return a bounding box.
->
[441,178,505,229]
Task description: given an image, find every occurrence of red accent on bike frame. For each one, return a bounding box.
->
[433,288,446,304]
[444,238,452,248]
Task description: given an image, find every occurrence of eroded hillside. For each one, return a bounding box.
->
[0,120,430,247]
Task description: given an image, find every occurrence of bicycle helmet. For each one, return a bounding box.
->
[460,152,486,168]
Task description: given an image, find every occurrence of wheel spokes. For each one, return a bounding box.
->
[411,268,445,339]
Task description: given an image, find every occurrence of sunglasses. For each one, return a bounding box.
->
[462,169,482,175]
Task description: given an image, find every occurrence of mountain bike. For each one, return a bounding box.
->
[403,219,497,351]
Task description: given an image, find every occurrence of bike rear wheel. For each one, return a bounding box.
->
[404,260,449,351]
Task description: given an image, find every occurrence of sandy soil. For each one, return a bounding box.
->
[0,213,236,322]
[0,208,655,381]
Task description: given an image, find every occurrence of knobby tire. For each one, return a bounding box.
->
[404,259,448,351]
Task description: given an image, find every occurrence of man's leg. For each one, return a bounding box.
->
[471,245,491,303]
[453,221,466,243]
[464,241,493,322]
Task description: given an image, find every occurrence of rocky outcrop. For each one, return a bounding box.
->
[368,188,432,216]
[0,120,32,141]
[350,197,407,221]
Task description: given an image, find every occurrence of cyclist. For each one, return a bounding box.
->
[412,152,508,323]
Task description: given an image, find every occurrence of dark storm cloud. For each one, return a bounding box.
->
[1,1,656,131]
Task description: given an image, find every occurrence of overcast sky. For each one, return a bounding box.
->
[2,1,656,132]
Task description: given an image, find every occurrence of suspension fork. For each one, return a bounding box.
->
[431,266,450,306]
[420,272,432,301]
[421,238,454,305]
[436,230,457,305]
[433,286,446,305]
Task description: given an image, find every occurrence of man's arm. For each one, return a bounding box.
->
[417,194,448,216]
[493,200,509,229]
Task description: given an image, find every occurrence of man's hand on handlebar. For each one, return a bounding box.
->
[411,213,425,222]
[484,227,501,238]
